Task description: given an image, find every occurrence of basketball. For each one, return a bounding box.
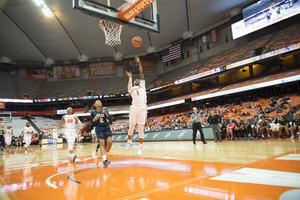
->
[132,36,143,48]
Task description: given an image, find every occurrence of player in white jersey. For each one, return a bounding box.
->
[59,107,82,162]
[4,126,13,152]
[125,56,147,156]
[23,122,35,155]
[52,127,58,145]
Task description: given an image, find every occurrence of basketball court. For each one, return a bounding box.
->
[1,0,300,199]
[1,140,300,199]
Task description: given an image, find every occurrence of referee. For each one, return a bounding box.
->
[190,107,207,145]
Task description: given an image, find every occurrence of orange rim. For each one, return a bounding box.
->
[98,19,122,30]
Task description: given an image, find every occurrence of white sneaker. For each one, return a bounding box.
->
[291,135,294,139]
[125,141,132,151]
[25,150,28,155]
[139,144,143,150]
[137,147,142,156]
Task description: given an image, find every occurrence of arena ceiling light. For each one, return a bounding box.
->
[32,0,54,17]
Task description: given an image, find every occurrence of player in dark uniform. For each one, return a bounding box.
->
[0,124,5,151]
[91,100,112,168]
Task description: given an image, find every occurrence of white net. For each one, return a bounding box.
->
[98,19,123,46]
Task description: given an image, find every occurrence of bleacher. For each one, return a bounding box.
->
[0,23,299,100]
[268,23,300,50]
[7,116,60,137]
[13,76,41,98]
[149,23,299,88]
[0,72,19,98]
[36,75,157,98]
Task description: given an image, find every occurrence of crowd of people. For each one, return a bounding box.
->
[0,94,299,151]
[110,95,300,141]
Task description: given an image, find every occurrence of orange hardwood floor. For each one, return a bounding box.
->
[1,140,300,200]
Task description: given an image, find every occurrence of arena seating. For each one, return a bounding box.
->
[0,72,19,98]
[1,25,298,100]
[13,76,41,98]
[149,23,299,88]
[111,93,299,134]
[268,23,300,50]
[36,75,157,98]
[8,116,60,137]
[110,68,300,134]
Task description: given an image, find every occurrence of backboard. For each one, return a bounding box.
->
[73,0,160,33]
[0,112,12,123]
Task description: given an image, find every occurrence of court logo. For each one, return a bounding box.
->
[178,132,185,138]
[164,133,171,138]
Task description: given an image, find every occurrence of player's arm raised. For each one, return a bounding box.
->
[135,56,145,80]
[125,70,133,93]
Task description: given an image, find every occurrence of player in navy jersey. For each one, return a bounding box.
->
[90,100,112,168]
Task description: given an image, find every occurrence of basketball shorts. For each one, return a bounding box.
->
[129,105,147,126]
[4,134,12,146]
[64,129,77,151]
[96,126,112,140]
[24,134,32,148]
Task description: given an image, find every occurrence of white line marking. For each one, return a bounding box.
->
[46,173,60,189]
[45,155,101,189]
[210,168,300,188]
[275,154,300,161]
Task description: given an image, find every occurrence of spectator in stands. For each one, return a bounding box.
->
[259,116,271,138]
[207,110,222,142]
[220,117,229,140]
[226,119,235,140]
[243,119,253,140]
[252,116,260,139]
[270,117,280,138]
[291,113,300,139]
[234,119,243,139]
[279,116,289,138]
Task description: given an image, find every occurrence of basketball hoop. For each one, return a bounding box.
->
[98,19,123,46]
